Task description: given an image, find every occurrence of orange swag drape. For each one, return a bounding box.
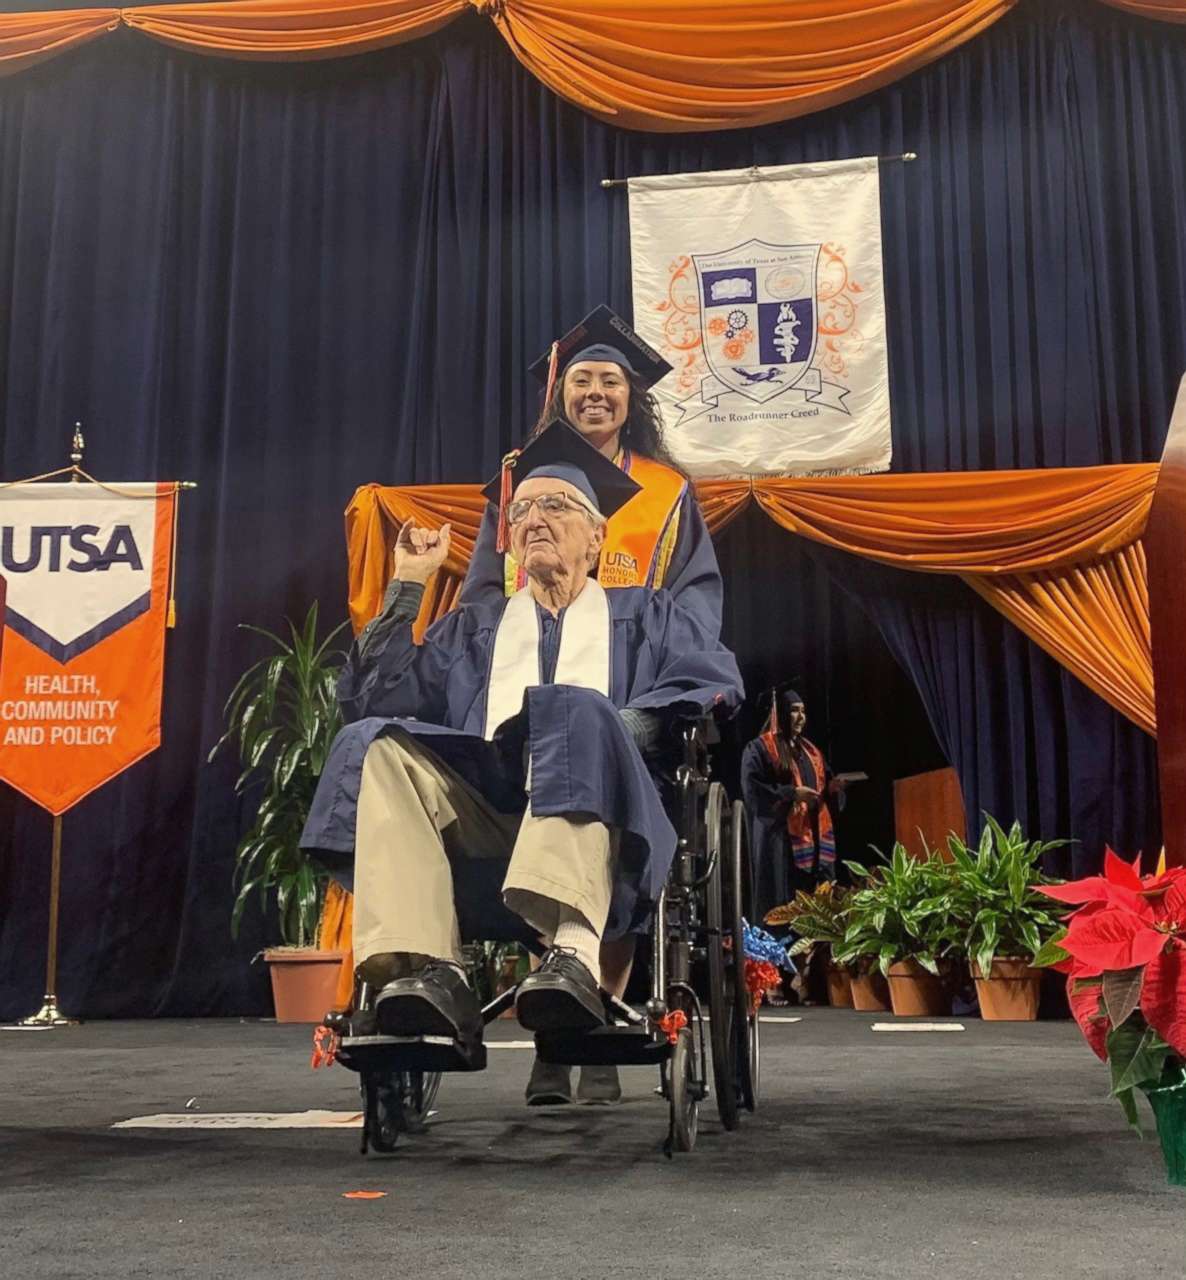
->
[344,465,1158,735]
[486,0,1017,131]
[1096,0,1186,20]
[5,3,1182,128]
[0,8,118,74]
[122,0,465,60]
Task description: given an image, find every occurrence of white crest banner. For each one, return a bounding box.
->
[628,157,892,477]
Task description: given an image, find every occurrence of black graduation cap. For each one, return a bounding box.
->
[760,680,804,734]
[528,304,673,394]
[482,418,642,551]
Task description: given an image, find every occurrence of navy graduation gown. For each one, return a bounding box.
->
[741,736,841,918]
[302,586,743,937]
[459,489,724,640]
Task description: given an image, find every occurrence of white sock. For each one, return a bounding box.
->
[552,909,602,980]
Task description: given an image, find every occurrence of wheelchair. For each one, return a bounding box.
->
[327,713,759,1157]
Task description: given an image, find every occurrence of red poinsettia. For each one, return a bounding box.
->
[1037,848,1186,1071]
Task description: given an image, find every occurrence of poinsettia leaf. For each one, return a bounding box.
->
[1068,979,1110,1060]
[1036,877,1110,904]
[1114,1084,1144,1136]
[1102,966,1145,1030]
[1140,945,1186,1057]
[1109,1022,1171,1097]
[1105,847,1144,892]
[1060,906,1166,976]
[1032,931,1070,969]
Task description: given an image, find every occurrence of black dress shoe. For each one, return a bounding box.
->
[515,948,606,1032]
[375,961,482,1044]
[525,1056,573,1106]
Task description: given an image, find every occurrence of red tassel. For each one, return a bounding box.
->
[495,450,518,553]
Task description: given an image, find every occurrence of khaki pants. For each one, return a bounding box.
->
[353,732,614,983]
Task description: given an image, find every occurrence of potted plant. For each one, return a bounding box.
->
[945,816,1067,1020]
[765,883,854,1008]
[1034,849,1186,1186]
[210,603,349,1023]
[836,845,958,1017]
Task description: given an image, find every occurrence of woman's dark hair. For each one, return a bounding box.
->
[529,365,687,476]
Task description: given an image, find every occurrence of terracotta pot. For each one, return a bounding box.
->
[825,966,854,1008]
[972,958,1041,1021]
[265,948,347,1023]
[886,958,949,1017]
[849,970,891,1012]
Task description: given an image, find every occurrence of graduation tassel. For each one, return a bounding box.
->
[494,450,518,553]
[543,339,560,412]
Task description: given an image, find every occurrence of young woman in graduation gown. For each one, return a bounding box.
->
[459,306,724,640]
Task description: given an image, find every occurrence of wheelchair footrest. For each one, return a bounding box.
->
[337,1033,487,1075]
[535,1024,669,1068]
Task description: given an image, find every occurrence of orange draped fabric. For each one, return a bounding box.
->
[1097,0,1186,20]
[3,4,1183,127]
[0,8,117,76]
[749,465,1157,574]
[487,0,1016,132]
[344,466,1158,733]
[122,0,465,60]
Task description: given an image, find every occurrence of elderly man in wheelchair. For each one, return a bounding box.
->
[301,422,752,1153]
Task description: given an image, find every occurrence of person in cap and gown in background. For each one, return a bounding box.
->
[300,421,743,1062]
[460,305,726,1105]
[742,686,848,917]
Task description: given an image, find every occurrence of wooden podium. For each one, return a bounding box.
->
[893,767,967,860]
[1147,373,1186,867]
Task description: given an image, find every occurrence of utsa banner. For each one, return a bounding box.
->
[0,482,175,814]
[628,157,892,478]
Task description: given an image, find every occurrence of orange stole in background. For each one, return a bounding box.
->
[502,451,686,594]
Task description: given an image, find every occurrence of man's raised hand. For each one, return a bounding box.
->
[394,519,452,584]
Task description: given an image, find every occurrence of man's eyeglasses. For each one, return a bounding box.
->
[506,492,599,526]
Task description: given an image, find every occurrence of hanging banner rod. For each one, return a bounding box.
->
[600,151,917,189]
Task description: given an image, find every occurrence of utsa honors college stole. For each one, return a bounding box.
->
[483,578,611,739]
[502,451,686,595]
[0,482,177,814]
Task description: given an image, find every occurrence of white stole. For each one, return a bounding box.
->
[483,579,612,740]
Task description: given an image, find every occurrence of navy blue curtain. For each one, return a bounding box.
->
[0,1,1182,1016]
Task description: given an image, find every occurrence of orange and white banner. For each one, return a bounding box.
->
[0,482,176,814]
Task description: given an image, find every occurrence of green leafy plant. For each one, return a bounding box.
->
[765,882,850,962]
[209,602,349,948]
[944,816,1066,976]
[835,844,959,977]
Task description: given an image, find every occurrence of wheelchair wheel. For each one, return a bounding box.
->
[705,782,742,1130]
[669,1026,698,1153]
[360,1070,441,1154]
[360,1072,403,1155]
[401,1070,442,1133]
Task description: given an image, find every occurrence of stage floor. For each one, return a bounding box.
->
[1,1010,1179,1278]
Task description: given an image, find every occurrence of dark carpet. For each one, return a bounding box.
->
[0,1010,1179,1279]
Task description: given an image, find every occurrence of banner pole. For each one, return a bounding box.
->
[18,813,76,1027]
